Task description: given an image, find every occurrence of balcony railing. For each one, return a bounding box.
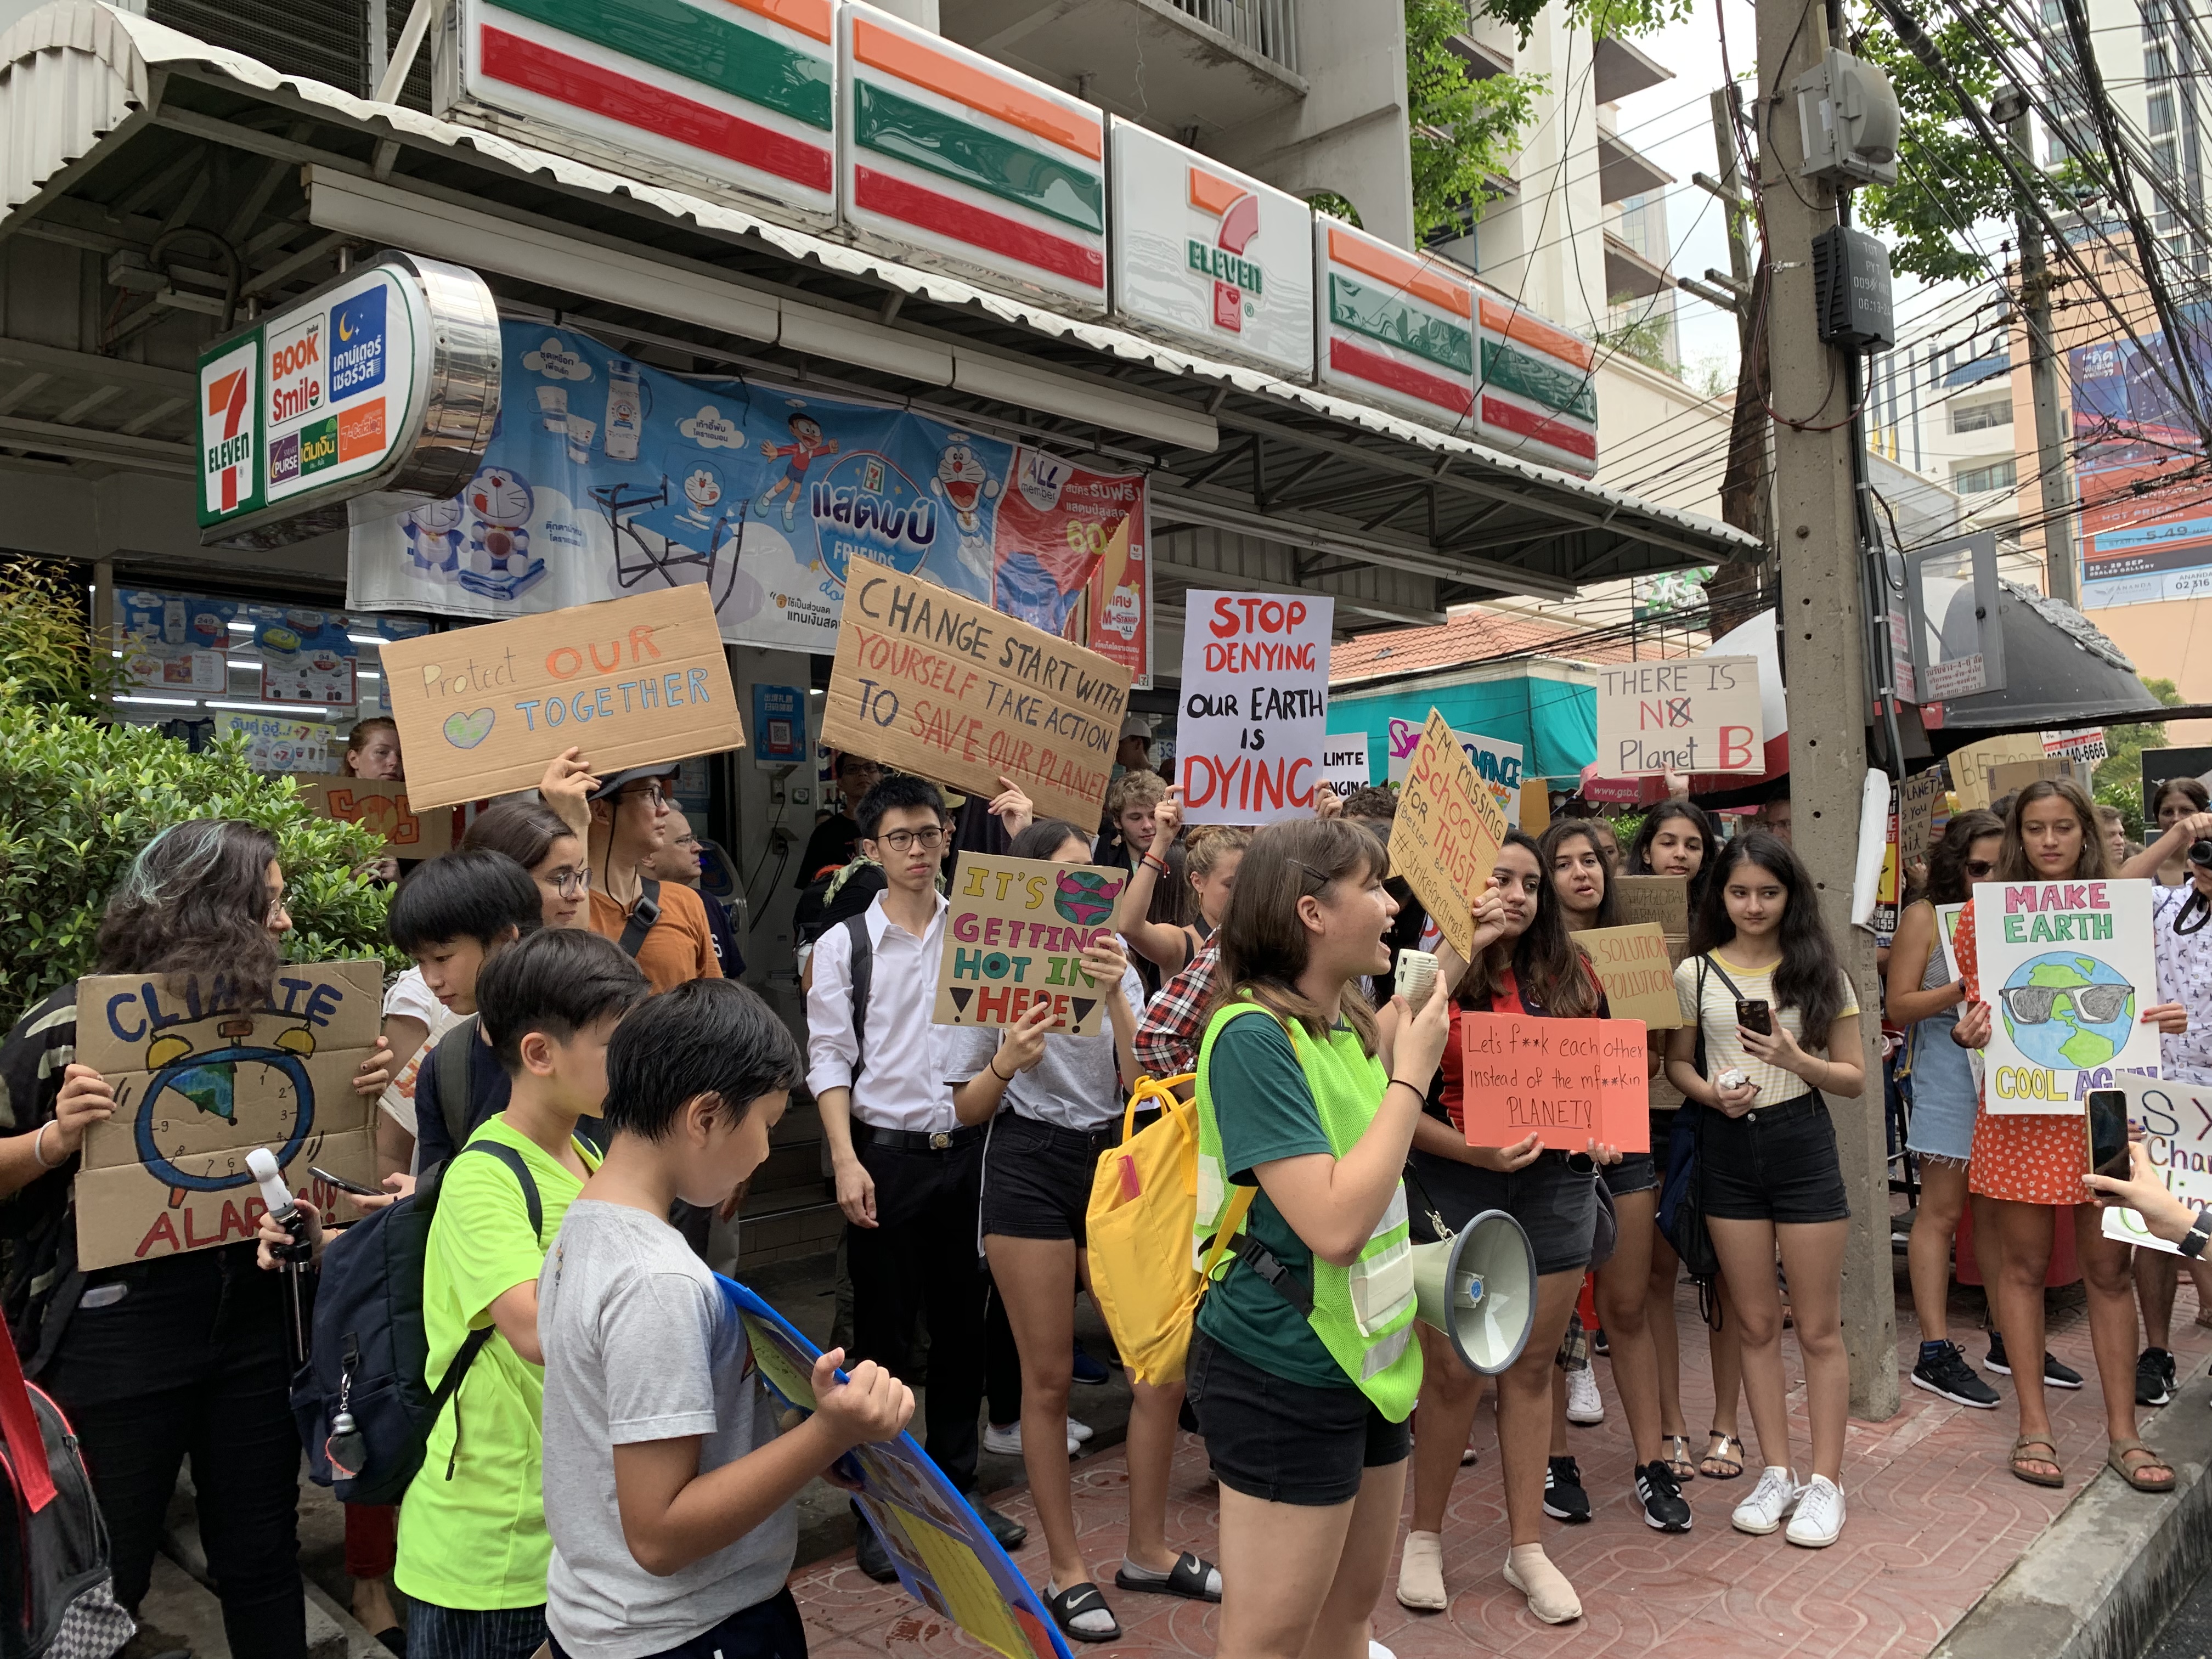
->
[1168,0,1300,75]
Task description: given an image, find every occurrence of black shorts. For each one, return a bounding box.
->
[1405,1148,1595,1277]
[1186,1329,1409,1506]
[1602,1152,1658,1198]
[1697,1093,1850,1225]
[979,1111,1115,1245]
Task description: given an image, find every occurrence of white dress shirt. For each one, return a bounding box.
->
[805,890,963,1133]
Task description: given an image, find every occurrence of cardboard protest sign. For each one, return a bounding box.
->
[722,1278,1074,1659]
[1594,657,1763,775]
[1387,709,1508,961]
[2103,1077,2212,1252]
[1985,757,2068,805]
[1578,924,1682,1029]
[1385,716,1523,828]
[1949,732,2044,811]
[1613,874,1690,938]
[297,775,456,857]
[1971,879,2160,1114]
[823,556,1130,829]
[1318,735,1376,800]
[1896,767,1945,883]
[1933,902,1968,984]
[1521,780,1550,834]
[378,585,742,810]
[72,961,382,1271]
[1458,1013,1650,1152]
[934,853,1128,1037]
[1176,591,1333,825]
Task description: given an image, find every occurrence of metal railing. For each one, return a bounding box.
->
[1168,0,1300,75]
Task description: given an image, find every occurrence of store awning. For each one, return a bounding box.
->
[0,0,1760,635]
[1926,581,2176,744]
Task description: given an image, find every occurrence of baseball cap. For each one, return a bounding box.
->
[1119,715,1152,742]
[587,763,680,802]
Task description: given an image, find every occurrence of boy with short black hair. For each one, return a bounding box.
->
[539,980,913,1659]
[394,928,651,1659]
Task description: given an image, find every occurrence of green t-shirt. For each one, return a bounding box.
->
[395,1115,599,1611]
[1193,1015,1345,1390]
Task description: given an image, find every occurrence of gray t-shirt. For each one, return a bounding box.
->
[946,964,1144,1129]
[539,1200,794,1659]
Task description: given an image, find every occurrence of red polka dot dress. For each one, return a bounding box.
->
[1959,899,2093,1205]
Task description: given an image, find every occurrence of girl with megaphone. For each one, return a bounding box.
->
[1183,817,1461,1659]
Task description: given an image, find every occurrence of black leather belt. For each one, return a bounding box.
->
[852,1121,985,1153]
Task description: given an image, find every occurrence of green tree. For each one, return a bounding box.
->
[1597,295,1681,376]
[2091,675,2184,840]
[0,558,401,1015]
[1407,0,1547,242]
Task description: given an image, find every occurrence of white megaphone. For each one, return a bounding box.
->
[1410,1209,1538,1375]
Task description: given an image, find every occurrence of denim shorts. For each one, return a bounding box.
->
[1697,1092,1850,1224]
[1186,1329,1410,1506]
[1601,1152,1658,1198]
[1405,1148,1595,1276]
[979,1111,1114,1245]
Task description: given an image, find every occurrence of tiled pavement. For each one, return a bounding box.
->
[791,1271,2212,1659]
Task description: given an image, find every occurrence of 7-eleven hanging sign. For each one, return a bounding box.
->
[198,334,262,521]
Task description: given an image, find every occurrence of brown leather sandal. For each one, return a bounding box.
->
[2010,1436,2062,1487]
[2109,1438,2176,1493]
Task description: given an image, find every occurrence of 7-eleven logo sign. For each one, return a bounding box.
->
[198,337,259,520]
[1186,166,1265,335]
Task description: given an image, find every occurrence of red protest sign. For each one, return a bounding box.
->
[1458,1013,1650,1153]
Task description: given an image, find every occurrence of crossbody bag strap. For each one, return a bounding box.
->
[0,1307,54,1510]
[617,878,662,958]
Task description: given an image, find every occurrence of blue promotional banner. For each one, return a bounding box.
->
[348,322,1148,681]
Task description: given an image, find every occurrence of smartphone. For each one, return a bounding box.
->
[1736,998,1773,1036]
[2085,1090,2130,1178]
[309,1164,383,1198]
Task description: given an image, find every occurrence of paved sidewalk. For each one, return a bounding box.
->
[791,1273,2212,1659]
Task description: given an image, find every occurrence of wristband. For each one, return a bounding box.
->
[989,1059,1014,1083]
[1142,854,1171,876]
[1386,1077,1425,1099]
[2182,1207,2212,1260]
[30,1121,59,1170]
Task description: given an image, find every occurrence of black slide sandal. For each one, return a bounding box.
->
[1045,1582,1122,1643]
[1115,1551,1222,1602]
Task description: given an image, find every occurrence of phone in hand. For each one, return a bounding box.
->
[2086,1090,2130,1178]
[1736,998,1773,1036]
[309,1164,383,1198]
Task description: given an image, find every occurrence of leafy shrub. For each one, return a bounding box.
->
[0,560,399,1020]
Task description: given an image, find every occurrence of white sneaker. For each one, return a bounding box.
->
[1731,1465,1801,1536]
[1564,1365,1605,1425]
[982,1421,1079,1457]
[1068,1417,1094,1443]
[1784,1475,1845,1548]
[1368,1644,1396,1659]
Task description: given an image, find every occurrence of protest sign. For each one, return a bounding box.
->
[297,776,456,857]
[1594,657,1763,775]
[1896,767,1946,883]
[73,961,382,1271]
[1578,924,1682,1029]
[1971,879,2160,1113]
[1385,716,1523,828]
[1985,758,2069,805]
[823,557,1129,829]
[1613,874,1691,938]
[1388,709,1508,961]
[378,585,742,810]
[1175,592,1333,825]
[1458,1013,1650,1152]
[1949,732,2043,811]
[935,853,1128,1037]
[721,1278,1074,1659]
[1318,735,1377,800]
[1933,902,1968,984]
[2102,1077,2212,1252]
[1521,780,1550,834]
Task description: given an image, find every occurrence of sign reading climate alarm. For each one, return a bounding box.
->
[839,2,1107,314]
[1314,218,1474,428]
[197,251,499,545]
[1108,120,1313,379]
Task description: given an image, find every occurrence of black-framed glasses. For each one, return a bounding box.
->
[620,782,669,805]
[876,827,946,853]
[1997,982,2133,1024]
[540,868,590,898]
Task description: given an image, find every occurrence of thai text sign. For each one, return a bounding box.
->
[1594,657,1763,775]
[1387,709,1507,961]
[1176,591,1333,825]
[1971,879,2160,1114]
[823,556,1130,828]
[1458,1013,1651,1152]
[933,853,1129,1037]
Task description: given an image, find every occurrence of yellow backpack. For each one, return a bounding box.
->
[1085,1073,1256,1386]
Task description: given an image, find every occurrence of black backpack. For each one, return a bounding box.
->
[289,1138,542,1505]
[0,1311,129,1659]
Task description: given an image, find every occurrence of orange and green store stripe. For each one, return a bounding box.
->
[1317,227,1474,421]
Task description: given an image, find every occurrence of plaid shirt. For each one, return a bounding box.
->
[1135,941,1219,1080]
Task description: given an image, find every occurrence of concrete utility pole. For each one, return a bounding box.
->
[2001,88,2079,607]
[1695,85,1775,634]
[1757,0,1900,1418]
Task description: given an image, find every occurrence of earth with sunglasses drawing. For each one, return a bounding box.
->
[1998,953,2140,1070]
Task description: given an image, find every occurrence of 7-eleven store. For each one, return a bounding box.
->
[1,0,1754,1260]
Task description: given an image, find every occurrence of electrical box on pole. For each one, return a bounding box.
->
[1792,49,1903,185]
[1812,225,1895,352]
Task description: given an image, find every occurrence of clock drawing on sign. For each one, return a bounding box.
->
[133,1017,318,1205]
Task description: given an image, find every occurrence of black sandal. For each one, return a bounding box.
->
[1115,1550,1222,1602]
[1045,1582,1122,1643]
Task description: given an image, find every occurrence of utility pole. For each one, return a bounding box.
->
[1758,0,1900,1418]
[1999,86,2079,607]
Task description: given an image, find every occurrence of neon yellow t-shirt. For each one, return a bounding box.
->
[394,1115,598,1610]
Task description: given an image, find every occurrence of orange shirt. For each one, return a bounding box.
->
[588,881,722,994]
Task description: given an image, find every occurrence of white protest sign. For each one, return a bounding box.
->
[1177,591,1333,825]
[1971,879,2161,1114]
[1318,735,1376,800]
[2102,1077,2211,1252]
[1594,656,1764,774]
[1384,716,1522,830]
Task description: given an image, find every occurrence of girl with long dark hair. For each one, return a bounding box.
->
[1888,809,2004,1408]
[0,821,392,1659]
[1954,780,2187,1491]
[1664,831,1864,1548]
[1389,830,1623,1620]
[1186,819,1456,1659]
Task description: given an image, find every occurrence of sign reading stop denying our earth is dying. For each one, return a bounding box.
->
[1972,878,2161,1113]
[933,853,1129,1037]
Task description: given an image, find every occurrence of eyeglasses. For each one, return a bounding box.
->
[619,783,669,806]
[672,833,702,852]
[1997,982,2134,1024]
[1964,860,1995,878]
[540,868,591,898]
[876,827,945,853]
[265,894,291,927]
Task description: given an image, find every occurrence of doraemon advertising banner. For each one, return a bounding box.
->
[347,323,1149,683]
